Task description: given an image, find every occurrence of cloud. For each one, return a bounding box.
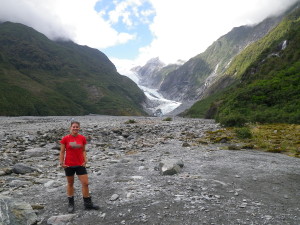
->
[99,0,154,29]
[0,0,69,38]
[0,0,135,48]
[0,0,298,68]
[136,0,299,64]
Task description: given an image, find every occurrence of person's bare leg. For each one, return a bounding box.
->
[66,176,75,212]
[78,174,89,197]
[78,174,99,210]
[66,176,75,196]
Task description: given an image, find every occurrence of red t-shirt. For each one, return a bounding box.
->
[60,134,87,166]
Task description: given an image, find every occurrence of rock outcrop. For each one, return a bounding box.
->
[0,195,37,225]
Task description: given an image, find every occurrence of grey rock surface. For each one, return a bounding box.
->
[0,195,37,225]
[12,163,36,174]
[0,116,299,225]
[159,159,183,175]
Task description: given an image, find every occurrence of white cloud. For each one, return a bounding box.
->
[0,0,135,48]
[105,0,149,28]
[110,57,140,82]
[135,0,299,64]
[0,0,298,69]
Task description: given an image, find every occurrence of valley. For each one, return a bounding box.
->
[0,116,299,225]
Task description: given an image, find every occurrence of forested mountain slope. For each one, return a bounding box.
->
[157,14,283,102]
[0,22,147,116]
[184,3,300,126]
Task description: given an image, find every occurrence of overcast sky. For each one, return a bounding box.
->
[0,0,298,71]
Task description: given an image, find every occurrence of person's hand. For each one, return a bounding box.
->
[60,162,68,168]
[82,161,87,167]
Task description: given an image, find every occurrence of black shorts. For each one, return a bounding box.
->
[64,166,87,176]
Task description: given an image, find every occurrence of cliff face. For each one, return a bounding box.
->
[132,57,182,89]
[132,57,165,88]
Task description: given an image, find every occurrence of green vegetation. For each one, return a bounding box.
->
[184,4,300,127]
[124,119,137,124]
[216,17,300,126]
[250,124,300,155]
[180,88,228,118]
[163,13,281,101]
[162,117,173,121]
[235,127,252,139]
[0,22,147,116]
[182,4,300,158]
[224,18,292,78]
[198,124,300,157]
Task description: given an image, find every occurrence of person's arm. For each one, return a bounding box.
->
[59,144,67,168]
[82,144,87,167]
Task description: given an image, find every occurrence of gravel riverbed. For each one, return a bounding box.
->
[0,115,299,225]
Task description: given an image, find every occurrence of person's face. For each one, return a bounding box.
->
[70,123,80,135]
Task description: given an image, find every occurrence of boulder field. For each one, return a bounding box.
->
[0,116,299,225]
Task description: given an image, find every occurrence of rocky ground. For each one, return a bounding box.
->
[0,115,299,225]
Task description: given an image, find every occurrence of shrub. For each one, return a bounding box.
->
[124,119,136,124]
[235,127,252,139]
[218,114,247,127]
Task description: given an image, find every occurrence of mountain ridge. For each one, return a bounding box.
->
[157,14,284,104]
[133,2,299,121]
[184,1,300,126]
[0,22,147,116]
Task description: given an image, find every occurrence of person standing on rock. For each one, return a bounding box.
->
[59,121,99,213]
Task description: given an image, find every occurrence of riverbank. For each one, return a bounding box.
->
[0,116,299,225]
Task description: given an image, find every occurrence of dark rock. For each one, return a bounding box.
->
[12,163,36,174]
[182,142,190,147]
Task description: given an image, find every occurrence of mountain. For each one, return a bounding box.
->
[158,15,284,103]
[184,2,300,126]
[132,57,182,89]
[0,22,147,116]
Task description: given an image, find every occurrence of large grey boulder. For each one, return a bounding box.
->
[0,195,37,225]
[159,159,184,175]
[47,214,76,225]
[24,148,45,157]
[12,163,36,174]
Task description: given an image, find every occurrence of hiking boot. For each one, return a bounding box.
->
[83,196,99,210]
[67,196,75,213]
